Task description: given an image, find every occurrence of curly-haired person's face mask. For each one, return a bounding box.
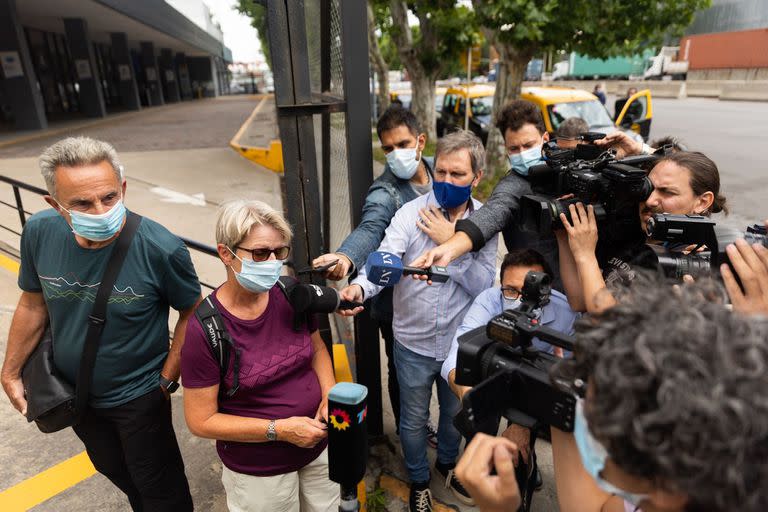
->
[574,398,690,512]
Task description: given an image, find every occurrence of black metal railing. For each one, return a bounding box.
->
[0,175,221,291]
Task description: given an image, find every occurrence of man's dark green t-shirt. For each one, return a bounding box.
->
[18,209,201,408]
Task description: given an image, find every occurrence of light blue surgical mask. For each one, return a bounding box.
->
[503,295,522,310]
[508,145,543,176]
[58,199,126,242]
[229,248,283,293]
[386,147,421,180]
[574,399,650,507]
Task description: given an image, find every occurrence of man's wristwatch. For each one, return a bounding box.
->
[266,419,277,441]
[159,375,180,394]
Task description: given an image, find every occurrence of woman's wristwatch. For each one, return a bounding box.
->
[266,419,277,441]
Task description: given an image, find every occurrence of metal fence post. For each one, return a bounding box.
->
[339,0,383,438]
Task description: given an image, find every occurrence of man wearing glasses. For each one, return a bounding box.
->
[441,248,578,512]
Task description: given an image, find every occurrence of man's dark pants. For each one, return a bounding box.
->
[73,387,193,511]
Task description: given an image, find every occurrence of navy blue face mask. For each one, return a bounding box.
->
[433,180,472,209]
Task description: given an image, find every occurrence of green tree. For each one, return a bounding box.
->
[236,0,271,70]
[388,1,480,141]
[473,0,710,177]
[369,0,392,113]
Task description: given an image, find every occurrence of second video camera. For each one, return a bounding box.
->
[646,213,767,281]
[454,272,577,436]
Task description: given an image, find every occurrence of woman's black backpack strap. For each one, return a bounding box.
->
[193,277,305,398]
[194,294,240,398]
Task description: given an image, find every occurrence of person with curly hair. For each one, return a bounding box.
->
[456,274,768,512]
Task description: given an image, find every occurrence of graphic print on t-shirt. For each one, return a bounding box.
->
[238,338,310,389]
[39,273,146,304]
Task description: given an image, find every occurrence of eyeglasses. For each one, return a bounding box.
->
[235,245,291,262]
[500,286,522,300]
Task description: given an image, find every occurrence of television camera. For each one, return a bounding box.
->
[453,271,578,437]
[519,139,665,245]
[645,213,767,281]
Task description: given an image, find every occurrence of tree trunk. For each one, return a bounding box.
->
[367,2,389,114]
[484,33,534,179]
[409,71,437,141]
[389,0,439,141]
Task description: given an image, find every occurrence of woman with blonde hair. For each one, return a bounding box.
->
[181,199,338,511]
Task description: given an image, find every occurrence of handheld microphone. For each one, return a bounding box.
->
[327,382,368,511]
[365,251,450,287]
[290,284,363,313]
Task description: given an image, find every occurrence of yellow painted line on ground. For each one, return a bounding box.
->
[229,96,284,173]
[230,95,268,146]
[0,253,20,274]
[0,254,97,510]
[333,343,354,383]
[0,452,97,511]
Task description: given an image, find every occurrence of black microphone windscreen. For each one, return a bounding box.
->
[290,284,340,313]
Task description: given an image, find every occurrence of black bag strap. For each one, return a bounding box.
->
[195,295,240,398]
[74,212,142,414]
[195,275,305,398]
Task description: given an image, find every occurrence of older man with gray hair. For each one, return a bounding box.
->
[340,130,498,512]
[1,136,201,510]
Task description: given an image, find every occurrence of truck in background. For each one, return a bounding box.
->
[643,47,689,80]
[553,51,653,80]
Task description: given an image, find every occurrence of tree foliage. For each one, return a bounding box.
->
[236,0,271,70]
[473,0,709,58]
[388,1,480,140]
[473,0,711,177]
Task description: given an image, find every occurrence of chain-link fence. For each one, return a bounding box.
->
[270,0,379,432]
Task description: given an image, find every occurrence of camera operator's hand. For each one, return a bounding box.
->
[417,206,456,246]
[501,424,531,466]
[337,285,364,317]
[561,203,598,261]
[721,233,768,316]
[593,131,645,158]
[456,433,522,512]
[311,252,351,281]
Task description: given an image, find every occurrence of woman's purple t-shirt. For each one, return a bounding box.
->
[181,285,325,476]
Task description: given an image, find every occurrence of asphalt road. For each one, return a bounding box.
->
[635,96,768,230]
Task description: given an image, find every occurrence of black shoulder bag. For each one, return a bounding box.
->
[21,212,142,433]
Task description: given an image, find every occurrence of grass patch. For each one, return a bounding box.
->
[365,487,387,512]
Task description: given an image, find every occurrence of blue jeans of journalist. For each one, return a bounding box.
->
[393,340,462,483]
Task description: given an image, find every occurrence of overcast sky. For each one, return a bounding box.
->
[205,1,264,63]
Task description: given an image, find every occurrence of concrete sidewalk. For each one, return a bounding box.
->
[0,93,559,511]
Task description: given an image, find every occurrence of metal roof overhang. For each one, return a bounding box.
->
[16,0,231,59]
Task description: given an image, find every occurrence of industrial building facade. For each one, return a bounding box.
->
[682,0,768,80]
[0,0,233,132]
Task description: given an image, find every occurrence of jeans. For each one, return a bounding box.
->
[393,340,461,483]
[73,387,193,511]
